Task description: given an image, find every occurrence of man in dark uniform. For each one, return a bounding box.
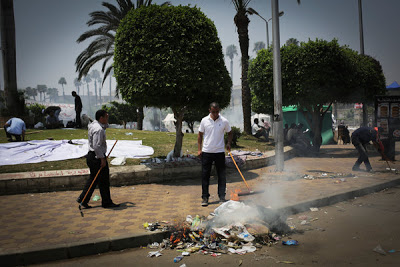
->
[76,110,119,209]
[72,91,82,128]
[351,126,384,172]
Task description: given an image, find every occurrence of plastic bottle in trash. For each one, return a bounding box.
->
[173,256,183,263]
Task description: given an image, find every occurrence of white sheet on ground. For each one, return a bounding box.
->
[0,139,154,166]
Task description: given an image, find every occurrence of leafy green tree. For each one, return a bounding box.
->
[102,101,138,129]
[285,38,299,46]
[232,0,253,135]
[27,103,46,124]
[249,39,384,151]
[58,77,67,102]
[184,108,209,133]
[226,44,238,81]
[76,0,170,84]
[115,5,231,157]
[253,41,265,53]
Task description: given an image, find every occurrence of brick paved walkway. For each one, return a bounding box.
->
[0,145,398,256]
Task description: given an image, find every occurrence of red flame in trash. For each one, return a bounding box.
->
[230,189,241,201]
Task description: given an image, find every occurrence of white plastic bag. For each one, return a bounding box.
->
[110,156,126,166]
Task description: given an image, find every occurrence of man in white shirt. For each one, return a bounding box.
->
[198,102,232,207]
[77,110,119,209]
[252,118,268,140]
[4,117,26,142]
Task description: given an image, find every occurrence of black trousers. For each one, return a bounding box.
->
[76,110,82,128]
[4,126,21,141]
[352,138,371,169]
[201,152,226,199]
[78,151,112,206]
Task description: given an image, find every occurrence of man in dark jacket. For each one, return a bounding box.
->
[351,127,384,172]
[72,91,82,128]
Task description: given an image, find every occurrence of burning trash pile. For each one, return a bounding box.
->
[146,200,295,259]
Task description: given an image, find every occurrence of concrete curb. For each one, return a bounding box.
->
[0,147,296,195]
[1,176,400,266]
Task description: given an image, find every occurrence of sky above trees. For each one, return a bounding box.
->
[1,0,399,96]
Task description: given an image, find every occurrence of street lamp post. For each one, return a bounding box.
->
[248,8,284,49]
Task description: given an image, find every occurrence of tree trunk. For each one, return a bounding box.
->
[77,86,80,95]
[230,59,233,82]
[94,81,98,106]
[1,0,21,115]
[173,110,184,157]
[62,84,65,103]
[235,15,251,135]
[109,77,112,103]
[311,108,323,152]
[137,106,144,130]
[188,122,194,133]
[123,120,126,129]
[98,85,102,105]
[362,102,367,126]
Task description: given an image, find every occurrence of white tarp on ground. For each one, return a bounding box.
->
[0,139,154,166]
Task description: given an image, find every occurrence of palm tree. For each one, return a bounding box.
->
[25,87,37,100]
[1,0,22,115]
[232,0,253,134]
[253,41,266,53]
[226,44,238,82]
[109,69,114,103]
[76,0,170,85]
[46,88,59,103]
[37,85,47,102]
[285,38,299,46]
[58,77,67,102]
[84,74,92,108]
[90,69,101,105]
[74,78,82,95]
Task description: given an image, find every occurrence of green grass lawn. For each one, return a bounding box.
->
[0,128,274,173]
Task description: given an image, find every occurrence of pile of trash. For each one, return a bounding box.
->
[145,200,296,259]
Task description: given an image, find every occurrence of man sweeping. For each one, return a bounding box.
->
[77,110,119,209]
[198,102,232,207]
[351,126,384,172]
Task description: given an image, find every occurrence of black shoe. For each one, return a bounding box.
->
[366,168,374,173]
[219,196,227,203]
[352,165,361,171]
[103,202,120,208]
[77,200,92,209]
[201,197,209,207]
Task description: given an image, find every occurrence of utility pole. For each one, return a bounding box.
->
[272,0,284,171]
[358,0,367,126]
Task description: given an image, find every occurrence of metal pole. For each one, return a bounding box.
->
[272,0,284,171]
[358,0,367,126]
[266,20,269,50]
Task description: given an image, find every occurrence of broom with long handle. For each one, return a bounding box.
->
[229,152,265,196]
[79,140,118,217]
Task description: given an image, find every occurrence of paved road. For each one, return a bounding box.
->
[35,185,400,267]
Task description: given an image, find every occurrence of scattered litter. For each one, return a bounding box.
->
[148,250,162,257]
[173,256,183,262]
[388,249,396,253]
[282,240,299,246]
[300,220,308,225]
[310,218,319,222]
[321,173,327,176]
[110,156,126,166]
[131,187,135,190]
[310,207,319,212]
[147,242,160,249]
[180,264,187,267]
[92,195,101,201]
[125,132,133,135]
[239,259,243,266]
[182,251,190,256]
[373,244,386,255]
